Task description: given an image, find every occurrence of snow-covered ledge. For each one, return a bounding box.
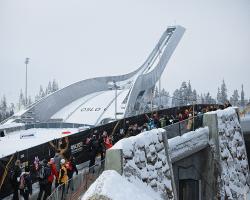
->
[168,127,209,162]
[105,128,177,200]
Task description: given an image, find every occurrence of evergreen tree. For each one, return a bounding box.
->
[200,94,205,104]
[52,79,59,92]
[204,92,216,104]
[241,84,245,107]
[28,96,32,106]
[187,81,193,104]
[46,81,52,95]
[217,87,222,104]
[0,96,7,113]
[221,79,228,103]
[10,103,15,115]
[154,86,159,97]
[179,81,188,105]
[192,89,197,103]
[172,89,180,107]
[230,90,239,106]
[18,89,25,110]
[159,89,170,107]
[39,85,45,99]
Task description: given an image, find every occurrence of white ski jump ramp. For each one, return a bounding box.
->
[5,26,185,126]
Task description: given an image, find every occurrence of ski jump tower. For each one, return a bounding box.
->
[5,26,185,126]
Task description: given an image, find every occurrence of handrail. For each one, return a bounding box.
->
[47,159,105,200]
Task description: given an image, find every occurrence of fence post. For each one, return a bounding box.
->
[178,122,181,136]
[105,149,123,175]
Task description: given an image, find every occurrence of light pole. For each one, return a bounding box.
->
[113,81,118,120]
[108,81,119,120]
[25,58,30,106]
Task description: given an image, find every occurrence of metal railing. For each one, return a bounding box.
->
[25,122,93,130]
[162,114,204,139]
[47,160,105,200]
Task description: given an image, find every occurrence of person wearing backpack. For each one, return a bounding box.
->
[19,166,32,200]
[10,160,22,200]
[47,158,58,197]
[66,156,78,193]
[37,160,51,200]
[53,149,62,188]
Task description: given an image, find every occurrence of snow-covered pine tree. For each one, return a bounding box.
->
[0,96,7,113]
[39,85,45,99]
[230,90,239,106]
[172,89,180,107]
[221,79,228,104]
[179,81,188,106]
[52,79,59,92]
[28,96,32,106]
[187,81,193,104]
[46,81,52,95]
[18,89,25,110]
[241,84,245,108]
[192,89,197,103]
[217,87,222,104]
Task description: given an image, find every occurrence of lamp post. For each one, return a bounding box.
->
[109,81,119,120]
[113,81,118,120]
[25,58,30,106]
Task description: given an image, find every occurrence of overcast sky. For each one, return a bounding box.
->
[0,0,250,104]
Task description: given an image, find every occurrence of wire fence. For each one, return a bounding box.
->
[47,160,105,200]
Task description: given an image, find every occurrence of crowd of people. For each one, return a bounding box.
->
[10,154,78,200]
[83,104,226,170]
[8,102,232,200]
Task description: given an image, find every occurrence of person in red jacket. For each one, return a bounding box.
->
[47,158,58,196]
[102,131,113,149]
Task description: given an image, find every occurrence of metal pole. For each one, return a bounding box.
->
[25,63,27,106]
[115,85,117,120]
[151,88,153,112]
[158,49,162,109]
[159,78,161,108]
[193,100,195,131]
[25,58,29,106]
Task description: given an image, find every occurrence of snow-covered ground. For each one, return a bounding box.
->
[0,128,79,158]
[82,170,162,200]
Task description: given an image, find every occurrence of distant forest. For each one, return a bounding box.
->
[0,79,249,122]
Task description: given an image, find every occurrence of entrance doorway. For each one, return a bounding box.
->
[179,179,199,200]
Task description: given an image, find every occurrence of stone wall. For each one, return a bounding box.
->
[216,108,249,199]
[109,128,176,200]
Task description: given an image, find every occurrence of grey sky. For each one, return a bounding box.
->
[0,0,250,104]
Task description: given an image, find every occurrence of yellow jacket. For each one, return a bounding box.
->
[58,165,68,184]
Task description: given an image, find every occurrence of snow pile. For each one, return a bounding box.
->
[168,127,209,162]
[82,170,162,200]
[112,128,174,199]
[216,107,249,199]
